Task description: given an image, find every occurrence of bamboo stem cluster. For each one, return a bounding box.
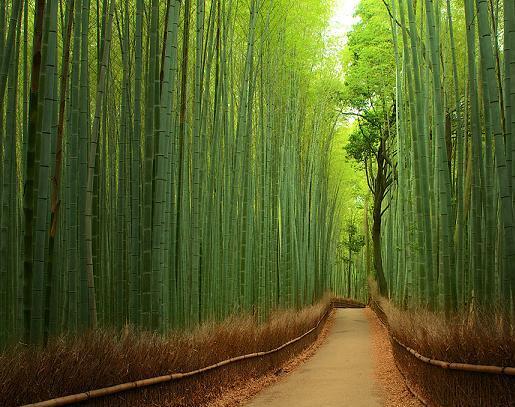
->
[383,0,515,313]
[0,0,339,345]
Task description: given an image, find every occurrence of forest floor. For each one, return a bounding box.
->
[215,308,423,407]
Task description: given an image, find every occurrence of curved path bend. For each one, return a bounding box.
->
[245,308,382,407]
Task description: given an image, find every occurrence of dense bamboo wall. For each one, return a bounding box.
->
[0,0,340,346]
[382,0,515,314]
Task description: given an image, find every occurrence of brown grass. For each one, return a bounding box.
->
[207,310,336,407]
[0,300,330,406]
[370,291,515,407]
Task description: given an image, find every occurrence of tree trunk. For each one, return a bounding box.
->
[372,196,388,297]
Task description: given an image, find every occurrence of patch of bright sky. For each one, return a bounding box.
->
[323,0,361,76]
[327,0,361,43]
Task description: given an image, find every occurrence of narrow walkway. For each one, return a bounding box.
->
[245,309,382,407]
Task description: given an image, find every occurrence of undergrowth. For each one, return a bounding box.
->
[370,283,515,406]
[383,299,515,367]
[0,298,330,406]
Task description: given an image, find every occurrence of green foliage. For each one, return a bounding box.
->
[328,124,367,224]
[338,0,396,182]
[338,0,397,299]
[342,221,365,258]
[328,123,369,302]
[345,117,380,165]
[340,0,395,109]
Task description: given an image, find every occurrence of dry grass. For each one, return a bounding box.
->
[207,310,336,407]
[371,291,515,407]
[383,302,515,366]
[0,300,330,406]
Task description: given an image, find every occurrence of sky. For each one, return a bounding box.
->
[327,0,361,43]
[323,0,360,76]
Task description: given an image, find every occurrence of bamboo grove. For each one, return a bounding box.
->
[0,0,341,346]
[379,0,515,314]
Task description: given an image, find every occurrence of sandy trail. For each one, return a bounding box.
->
[245,309,382,407]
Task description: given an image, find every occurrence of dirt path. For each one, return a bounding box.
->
[245,309,382,407]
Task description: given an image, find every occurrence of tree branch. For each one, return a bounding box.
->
[364,157,376,194]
